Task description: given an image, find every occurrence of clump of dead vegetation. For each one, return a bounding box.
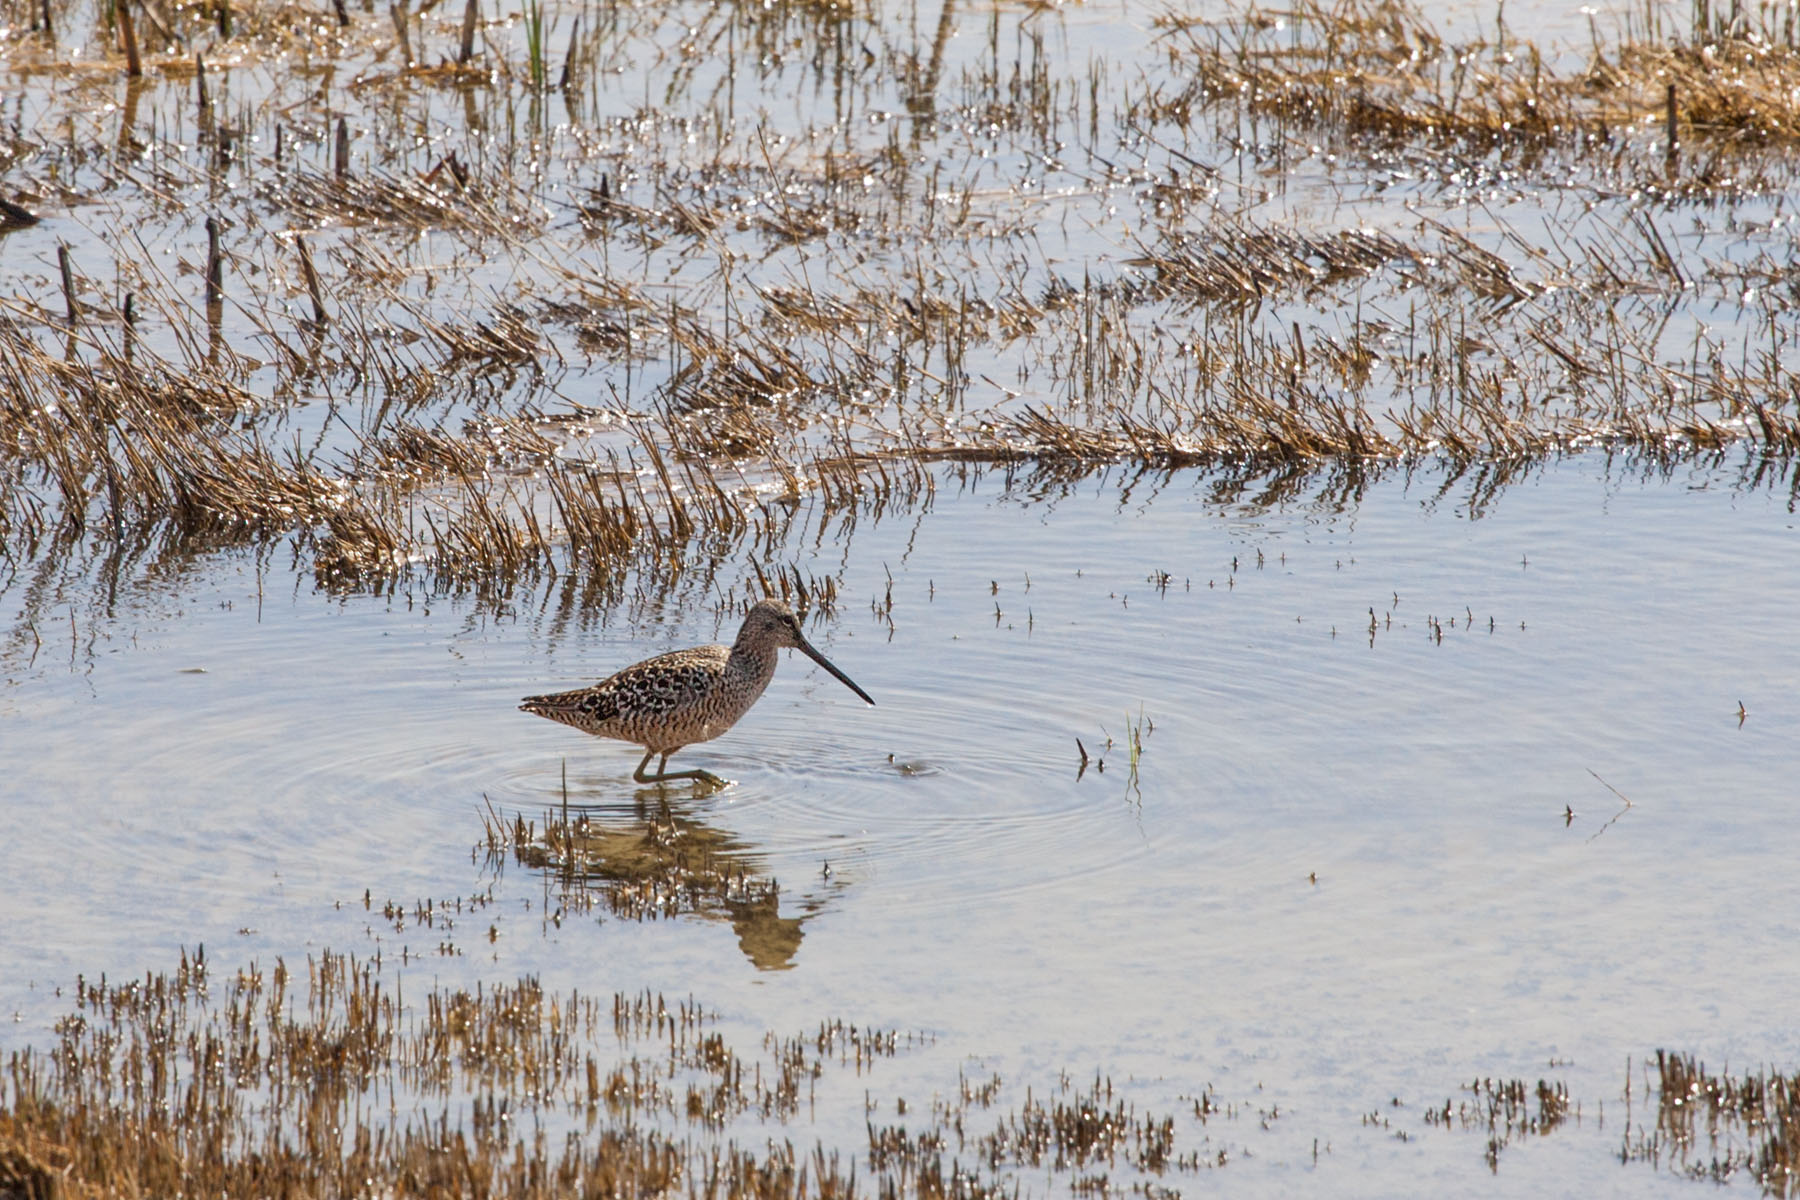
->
[1152,0,1800,163]
[978,1074,1189,1173]
[1422,1075,1575,1172]
[3,0,1800,611]
[0,327,340,544]
[0,946,933,1199]
[1620,1050,1800,1191]
[867,1069,1245,1196]
[6,948,1259,1200]
[1416,1053,1800,1189]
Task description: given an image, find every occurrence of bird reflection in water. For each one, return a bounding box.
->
[493,794,839,971]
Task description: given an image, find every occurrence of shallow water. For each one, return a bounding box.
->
[5,452,1798,1194]
[6,0,1800,1185]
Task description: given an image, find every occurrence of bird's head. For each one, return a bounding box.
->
[738,598,873,706]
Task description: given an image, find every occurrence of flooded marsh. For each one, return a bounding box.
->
[3,0,1800,1192]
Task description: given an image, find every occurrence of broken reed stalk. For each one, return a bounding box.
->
[1665,82,1678,157]
[296,236,326,325]
[205,216,223,306]
[458,0,477,63]
[559,16,579,89]
[335,117,350,177]
[390,2,413,67]
[195,54,211,132]
[118,0,142,76]
[57,244,77,325]
[331,0,347,25]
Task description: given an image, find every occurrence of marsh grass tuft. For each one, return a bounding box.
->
[0,949,945,1199]
[1622,1051,1800,1188]
[1420,1054,1800,1188]
[6,0,1800,604]
[1422,1076,1574,1170]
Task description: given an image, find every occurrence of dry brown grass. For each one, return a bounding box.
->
[2,0,1798,606]
[1620,1051,1800,1190]
[7,953,1796,1198]
[0,948,940,1199]
[1421,1076,1573,1171]
[1154,0,1800,155]
[1415,1053,1800,1187]
[7,214,1799,605]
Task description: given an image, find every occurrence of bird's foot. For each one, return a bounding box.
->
[634,769,733,792]
[632,751,732,792]
[678,769,733,792]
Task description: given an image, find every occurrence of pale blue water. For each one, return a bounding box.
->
[4,452,1798,1195]
[4,0,1798,1185]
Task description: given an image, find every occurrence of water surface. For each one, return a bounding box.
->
[5,453,1797,1194]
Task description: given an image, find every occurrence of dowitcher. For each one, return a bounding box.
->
[520,599,873,788]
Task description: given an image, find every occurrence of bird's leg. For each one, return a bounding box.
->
[633,749,731,790]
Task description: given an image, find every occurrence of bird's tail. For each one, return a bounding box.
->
[521,691,584,727]
[520,688,614,731]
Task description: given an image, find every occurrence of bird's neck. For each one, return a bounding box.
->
[727,640,780,686]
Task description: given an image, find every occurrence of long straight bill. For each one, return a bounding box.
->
[798,641,875,706]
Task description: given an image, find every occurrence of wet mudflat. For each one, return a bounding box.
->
[4,0,1800,1188]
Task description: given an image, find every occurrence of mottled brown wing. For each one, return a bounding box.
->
[598,655,725,722]
[520,645,728,736]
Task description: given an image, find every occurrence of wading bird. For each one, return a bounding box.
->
[520,599,873,788]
